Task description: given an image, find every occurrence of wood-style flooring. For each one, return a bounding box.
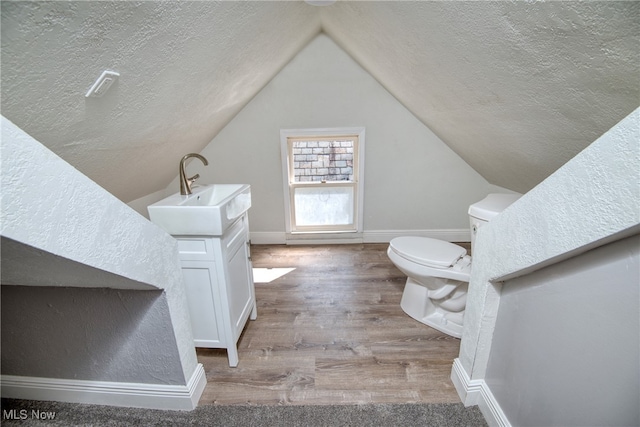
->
[197,243,465,406]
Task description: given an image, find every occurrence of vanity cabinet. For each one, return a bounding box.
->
[175,213,256,367]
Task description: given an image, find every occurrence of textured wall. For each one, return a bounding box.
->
[1,117,180,292]
[1,116,197,385]
[1,286,186,385]
[457,107,640,400]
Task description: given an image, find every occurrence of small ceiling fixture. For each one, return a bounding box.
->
[304,0,337,6]
[85,70,119,98]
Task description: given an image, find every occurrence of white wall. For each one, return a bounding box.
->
[2,286,185,384]
[0,117,202,408]
[2,116,183,293]
[486,234,639,426]
[451,108,640,425]
[153,34,503,243]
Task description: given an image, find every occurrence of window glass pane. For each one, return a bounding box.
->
[291,139,354,182]
[294,186,354,226]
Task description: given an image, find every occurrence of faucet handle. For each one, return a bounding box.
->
[188,174,200,187]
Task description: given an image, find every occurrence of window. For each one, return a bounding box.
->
[280,128,365,235]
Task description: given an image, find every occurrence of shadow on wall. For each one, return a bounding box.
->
[486,233,640,426]
[1,286,185,385]
[0,237,157,290]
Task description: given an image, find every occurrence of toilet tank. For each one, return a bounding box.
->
[468,193,521,253]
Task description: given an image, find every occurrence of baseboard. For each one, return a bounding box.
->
[451,358,510,427]
[364,229,470,243]
[286,238,364,245]
[0,363,207,411]
[250,232,286,245]
[451,358,482,406]
[285,232,364,245]
[250,229,470,245]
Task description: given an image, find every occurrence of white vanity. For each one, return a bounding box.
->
[148,184,256,367]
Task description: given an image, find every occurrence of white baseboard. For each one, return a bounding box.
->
[285,232,364,245]
[451,358,510,427]
[250,229,470,245]
[363,229,470,243]
[286,238,364,245]
[1,363,206,411]
[250,232,286,245]
[451,357,482,406]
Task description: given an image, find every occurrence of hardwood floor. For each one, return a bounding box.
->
[197,244,464,406]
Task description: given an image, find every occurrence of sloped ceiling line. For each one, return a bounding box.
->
[319,1,639,194]
[1,1,638,201]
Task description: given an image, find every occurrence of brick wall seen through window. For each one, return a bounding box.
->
[291,139,354,182]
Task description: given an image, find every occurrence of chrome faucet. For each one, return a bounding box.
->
[179,153,209,195]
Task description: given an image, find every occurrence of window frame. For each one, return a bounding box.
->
[280,127,365,236]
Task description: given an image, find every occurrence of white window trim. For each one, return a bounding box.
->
[280,127,365,239]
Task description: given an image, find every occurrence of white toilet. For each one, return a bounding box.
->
[387,193,521,338]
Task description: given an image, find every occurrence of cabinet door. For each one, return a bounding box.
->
[181,263,224,347]
[225,231,254,341]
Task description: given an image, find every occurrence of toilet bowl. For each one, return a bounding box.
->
[387,193,521,338]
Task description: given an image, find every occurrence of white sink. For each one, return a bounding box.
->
[148,184,251,236]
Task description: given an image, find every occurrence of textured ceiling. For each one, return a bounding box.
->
[321,1,639,193]
[1,1,321,202]
[1,1,638,201]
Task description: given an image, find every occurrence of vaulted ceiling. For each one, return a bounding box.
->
[1,1,638,201]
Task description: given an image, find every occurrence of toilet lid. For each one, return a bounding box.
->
[390,237,467,268]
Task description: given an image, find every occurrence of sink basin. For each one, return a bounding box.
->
[148,184,251,236]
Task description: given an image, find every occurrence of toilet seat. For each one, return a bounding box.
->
[389,237,467,268]
[388,237,470,339]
